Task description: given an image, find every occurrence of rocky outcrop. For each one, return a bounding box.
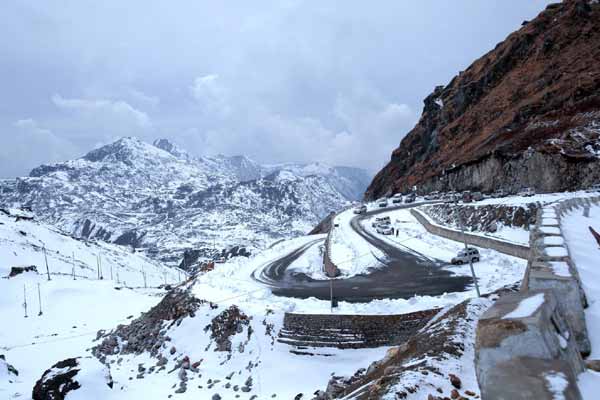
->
[366,0,600,199]
[422,203,538,233]
[93,288,205,360]
[308,211,335,235]
[204,306,251,352]
[32,357,113,400]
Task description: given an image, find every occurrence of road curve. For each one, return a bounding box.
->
[253,201,473,303]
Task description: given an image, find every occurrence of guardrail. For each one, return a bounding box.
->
[410,208,530,259]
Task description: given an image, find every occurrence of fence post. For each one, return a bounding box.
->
[37,283,43,316]
[72,252,76,280]
[23,285,28,318]
[43,245,51,281]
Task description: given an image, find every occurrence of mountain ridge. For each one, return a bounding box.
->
[0,137,370,267]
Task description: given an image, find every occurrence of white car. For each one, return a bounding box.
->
[353,205,367,214]
[376,224,394,235]
[518,187,535,197]
[377,199,388,208]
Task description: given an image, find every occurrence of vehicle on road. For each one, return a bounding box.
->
[451,247,480,265]
[462,191,473,203]
[392,193,403,203]
[518,187,536,197]
[586,184,600,193]
[376,224,394,235]
[371,216,391,228]
[378,199,388,207]
[404,193,416,203]
[353,205,367,214]
[493,189,508,198]
[424,191,440,200]
[472,191,484,201]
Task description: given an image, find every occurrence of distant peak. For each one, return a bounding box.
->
[152,138,190,160]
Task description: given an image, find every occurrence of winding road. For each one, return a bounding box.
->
[253,202,472,302]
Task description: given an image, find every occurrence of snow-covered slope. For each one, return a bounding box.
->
[0,208,180,399]
[0,137,370,267]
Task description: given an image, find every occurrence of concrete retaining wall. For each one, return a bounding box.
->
[474,195,600,399]
[278,309,438,349]
[411,208,531,259]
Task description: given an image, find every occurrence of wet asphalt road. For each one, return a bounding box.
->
[252,202,472,303]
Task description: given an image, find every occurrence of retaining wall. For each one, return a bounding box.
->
[411,208,530,259]
[474,195,600,399]
[278,309,438,349]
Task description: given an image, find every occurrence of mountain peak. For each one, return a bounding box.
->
[152,138,190,160]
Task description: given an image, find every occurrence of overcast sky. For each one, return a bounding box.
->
[0,0,553,178]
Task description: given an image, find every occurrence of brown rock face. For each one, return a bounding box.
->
[366,0,600,199]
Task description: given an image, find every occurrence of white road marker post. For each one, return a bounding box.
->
[37,283,43,316]
[23,285,28,318]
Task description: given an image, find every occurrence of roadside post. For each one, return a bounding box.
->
[454,198,481,297]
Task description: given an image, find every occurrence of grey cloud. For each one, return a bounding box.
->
[0,0,554,178]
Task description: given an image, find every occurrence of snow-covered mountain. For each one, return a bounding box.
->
[0,137,370,267]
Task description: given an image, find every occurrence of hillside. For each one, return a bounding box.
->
[366,0,600,199]
[0,138,370,267]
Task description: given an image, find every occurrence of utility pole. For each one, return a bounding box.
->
[330,278,334,313]
[110,263,113,281]
[455,201,481,297]
[23,285,28,318]
[72,252,76,280]
[43,245,51,281]
[37,283,43,316]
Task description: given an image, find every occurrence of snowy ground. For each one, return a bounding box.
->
[471,190,596,207]
[361,208,527,295]
[561,203,600,398]
[328,207,384,277]
[0,210,181,399]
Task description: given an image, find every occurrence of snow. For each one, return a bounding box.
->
[287,238,328,280]
[359,208,527,294]
[415,206,530,245]
[544,246,569,258]
[0,211,179,398]
[502,293,545,319]
[549,262,571,278]
[560,202,600,399]
[544,236,565,246]
[544,371,568,400]
[579,371,600,399]
[328,207,384,277]
[541,226,562,235]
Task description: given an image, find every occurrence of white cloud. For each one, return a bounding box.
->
[190,75,231,117]
[52,94,151,128]
[0,119,77,178]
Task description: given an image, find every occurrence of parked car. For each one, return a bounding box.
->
[586,184,600,193]
[493,189,507,198]
[472,191,484,201]
[392,193,403,204]
[451,247,480,265]
[404,193,416,203]
[372,216,391,227]
[376,224,394,235]
[353,205,367,214]
[378,199,388,207]
[518,187,536,197]
[462,191,473,203]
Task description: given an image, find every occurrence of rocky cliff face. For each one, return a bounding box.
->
[366,0,600,199]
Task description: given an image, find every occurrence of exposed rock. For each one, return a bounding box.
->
[7,265,38,278]
[449,374,462,389]
[366,0,600,199]
[93,288,205,360]
[204,305,250,352]
[32,357,113,400]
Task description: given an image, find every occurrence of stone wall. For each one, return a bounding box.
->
[278,309,438,349]
[474,195,600,399]
[410,208,530,259]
